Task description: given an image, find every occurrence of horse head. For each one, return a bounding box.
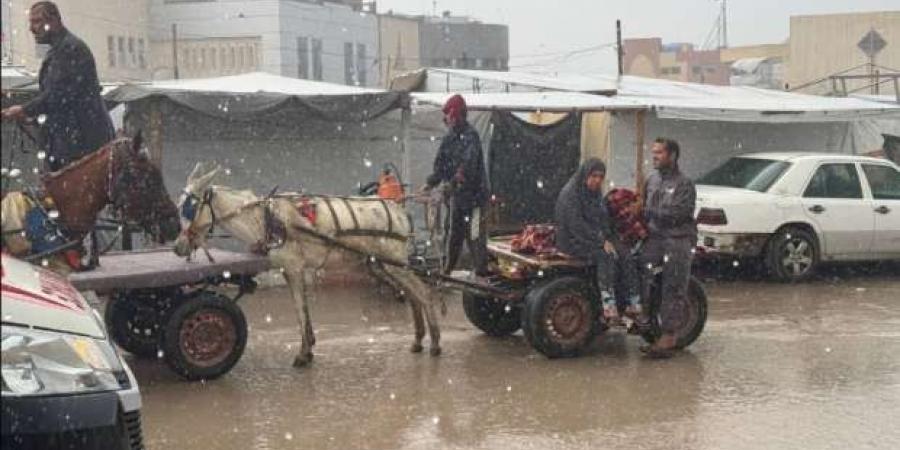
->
[174,162,221,257]
[110,131,180,243]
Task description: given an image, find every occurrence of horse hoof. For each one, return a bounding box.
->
[293,354,313,368]
[410,343,424,353]
[430,347,442,357]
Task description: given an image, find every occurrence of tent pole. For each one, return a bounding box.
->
[148,98,164,166]
[401,102,412,190]
[635,110,646,195]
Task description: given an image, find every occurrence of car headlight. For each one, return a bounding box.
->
[1,327,124,396]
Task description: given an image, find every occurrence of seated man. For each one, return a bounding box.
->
[554,159,640,323]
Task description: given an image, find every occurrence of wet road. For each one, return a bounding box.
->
[131,271,900,450]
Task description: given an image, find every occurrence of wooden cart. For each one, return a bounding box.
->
[69,247,269,381]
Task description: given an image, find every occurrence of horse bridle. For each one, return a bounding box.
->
[180,187,285,255]
[180,187,218,247]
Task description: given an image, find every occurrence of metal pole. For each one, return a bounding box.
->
[400,102,412,191]
[635,110,646,195]
[721,0,728,49]
[172,23,179,79]
[616,20,624,76]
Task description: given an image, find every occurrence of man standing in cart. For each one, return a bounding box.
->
[421,94,490,276]
[0,1,115,172]
[639,138,698,359]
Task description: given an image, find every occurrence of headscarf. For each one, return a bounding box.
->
[564,158,607,220]
[442,94,467,124]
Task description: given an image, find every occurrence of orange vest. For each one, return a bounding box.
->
[377,174,404,201]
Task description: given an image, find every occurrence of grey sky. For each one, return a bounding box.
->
[377,0,898,73]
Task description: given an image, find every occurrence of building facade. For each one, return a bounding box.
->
[418,13,509,71]
[2,0,152,82]
[623,38,729,85]
[150,0,379,86]
[788,11,900,96]
[377,13,420,87]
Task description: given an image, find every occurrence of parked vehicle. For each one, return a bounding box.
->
[694,153,900,281]
[1,254,144,449]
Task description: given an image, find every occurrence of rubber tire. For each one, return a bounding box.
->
[104,291,172,358]
[521,277,599,359]
[462,292,521,337]
[765,226,819,283]
[641,276,708,349]
[161,292,248,381]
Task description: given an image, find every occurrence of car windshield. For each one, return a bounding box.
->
[698,157,791,192]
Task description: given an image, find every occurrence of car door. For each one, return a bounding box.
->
[860,163,900,255]
[800,162,874,258]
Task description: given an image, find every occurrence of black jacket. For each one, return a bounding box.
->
[554,159,613,261]
[426,122,489,210]
[643,166,697,240]
[24,28,114,169]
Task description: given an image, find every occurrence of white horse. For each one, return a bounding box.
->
[173,163,443,368]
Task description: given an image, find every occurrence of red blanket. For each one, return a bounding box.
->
[510,224,557,255]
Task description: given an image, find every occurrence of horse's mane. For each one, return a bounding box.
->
[42,138,128,181]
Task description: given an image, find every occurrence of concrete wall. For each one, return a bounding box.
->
[378,14,420,87]
[151,36,262,79]
[3,0,152,82]
[789,11,900,95]
[720,43,789,65]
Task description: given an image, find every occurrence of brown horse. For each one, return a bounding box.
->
[2,134,180,269]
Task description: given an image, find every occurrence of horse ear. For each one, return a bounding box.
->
[187,162,204,184]
[193,166,221,189]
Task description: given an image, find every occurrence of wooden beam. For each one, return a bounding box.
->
[148,98,163,166]
[635,110,646,196]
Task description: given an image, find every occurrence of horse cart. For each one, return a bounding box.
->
[453,235,708,358]
[68,247,269,381]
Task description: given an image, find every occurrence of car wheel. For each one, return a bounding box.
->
[765,227,819,282]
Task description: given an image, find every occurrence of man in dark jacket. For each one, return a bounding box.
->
[422,94,490,276]
[555,159,639,323]
[640,138,697,358]
[1,1,114,172]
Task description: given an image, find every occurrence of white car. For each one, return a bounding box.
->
[1,254,144,449]
[694,153,900,281]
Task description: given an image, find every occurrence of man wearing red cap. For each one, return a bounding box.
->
[422,94,490,276]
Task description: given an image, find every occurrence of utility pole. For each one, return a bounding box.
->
[171,23,179,79]
[720,0,728,49]
[616,20,624,76]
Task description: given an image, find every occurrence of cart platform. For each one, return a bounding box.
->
[68,247,270,293]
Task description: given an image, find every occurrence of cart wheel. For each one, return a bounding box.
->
[104,290,174,358]
[522,277,599,358]
[641,276,707,349]
[161,291,247,381]
[463,292,521,337]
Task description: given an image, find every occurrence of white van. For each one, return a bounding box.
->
[1,254,144,450]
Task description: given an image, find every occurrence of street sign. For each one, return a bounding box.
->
[858,29,887,58]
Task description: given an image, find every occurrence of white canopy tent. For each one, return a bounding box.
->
[400,68,900,190]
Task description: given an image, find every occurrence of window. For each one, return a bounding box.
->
[210,46,216,69]
[356,43,366,86]
[137,38,146,69]
[117,36,126,67]
[128,37,135,67]
[201,48,207,69]
[297,37,309,79]
[344,42,354,85]
[705,66,716,74]
[107,36,115,67]
[182,49,190,70]
[804,163,863,199]
[238,46,245,70]
[862,165,900,200]
[219,48,226,69]
[248,46,256,69]
[692,66,702,75]
[229,47,236,69]
[312,38,323,80]
[698,158,791,193]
